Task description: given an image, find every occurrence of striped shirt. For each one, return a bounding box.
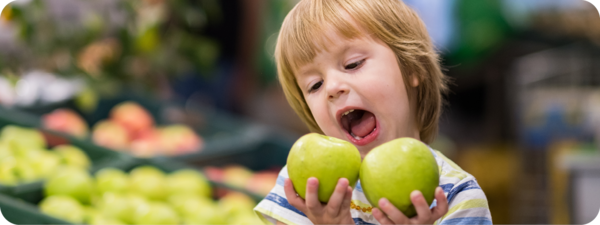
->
[254,149,492,225]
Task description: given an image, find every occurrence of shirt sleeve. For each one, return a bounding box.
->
[253,166,313,225]
[432,150,493,225]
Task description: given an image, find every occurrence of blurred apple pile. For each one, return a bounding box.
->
[42,101,204,157]
[205,165,279,197]
[39,165,262,225]
[0,125,92,186]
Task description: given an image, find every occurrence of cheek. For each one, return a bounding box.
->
[306,99,335,132]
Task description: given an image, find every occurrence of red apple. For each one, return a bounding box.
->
[130,129,161,157]
[92,120,130,151]
[245,171,278,196]
[110,101,154,139]
[42,109,89,138]
[158,125,203,155]
[203,166,224,182]
[222,165,254,189]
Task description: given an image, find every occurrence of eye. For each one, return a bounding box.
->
[344,59,365,70]
[308,80,323,93]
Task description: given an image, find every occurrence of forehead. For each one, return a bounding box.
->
[278,1,368,74]
[296,34,369,73]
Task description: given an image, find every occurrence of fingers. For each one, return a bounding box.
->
[379,198,409,223]
[325,178,350,216]
[372,208,395,224]
[431,187,449,219]
[340,186,353,211]
[374,188,449,225]
[410,190,432,223]
[283,178,306,211]
[304,177,323,212]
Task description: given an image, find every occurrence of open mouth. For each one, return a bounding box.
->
[339,108,379,146]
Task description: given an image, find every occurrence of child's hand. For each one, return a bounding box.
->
[372,187,448,224]
[283,177,355,225]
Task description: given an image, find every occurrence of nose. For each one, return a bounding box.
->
[326,72,349,101]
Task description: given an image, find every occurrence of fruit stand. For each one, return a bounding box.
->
[0,0,303,221]
[0,106,286,224]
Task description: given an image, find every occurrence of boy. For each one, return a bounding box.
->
[254,0,492,224]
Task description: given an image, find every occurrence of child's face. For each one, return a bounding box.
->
[295,32,420,157]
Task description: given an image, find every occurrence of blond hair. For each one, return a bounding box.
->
[275,0,448,144]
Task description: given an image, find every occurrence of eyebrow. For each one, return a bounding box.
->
[298,42,357,76]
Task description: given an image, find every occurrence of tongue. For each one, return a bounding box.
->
[350,111,375,138]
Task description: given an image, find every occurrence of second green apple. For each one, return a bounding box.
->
[360,137,439,218]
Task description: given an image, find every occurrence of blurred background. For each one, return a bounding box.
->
[0,0,599,224]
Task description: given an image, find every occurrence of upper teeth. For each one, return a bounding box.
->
[342,109,354,116]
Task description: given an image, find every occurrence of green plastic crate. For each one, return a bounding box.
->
[0,194,69,224]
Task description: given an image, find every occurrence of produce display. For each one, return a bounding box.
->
[39,165,263,225]
[1,102,285,225]
[285,134,439,218]
[42,101,204,157]
[0,125,91,186]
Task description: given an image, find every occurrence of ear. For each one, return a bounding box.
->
[410,75,419,87]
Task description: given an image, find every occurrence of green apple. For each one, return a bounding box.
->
[11,145,46,160]
[287,133,362,202]
[14,159,39,182]
[0,125,46,150]
[132,202,180,225]
[95,168,129,194]
[360,137,439,218]
[53,145,91,170]
[125,194,151,224]
[39,195,85,223]
[82,206,99,224]
[228,212,265,225]
[45,167,94,204]
[165,169,211,198]
[169,195,225,224]
[129,166,166,201]
[0,157,18,185]
[218,192,256,218]
[0,141,12,160]
[28,151,62,179]
[88,213,126,225]
[94,192,131,223]
[82,205,124,225]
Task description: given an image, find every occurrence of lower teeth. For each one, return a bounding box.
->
[350,132,362,140]
[350,127,376,140]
